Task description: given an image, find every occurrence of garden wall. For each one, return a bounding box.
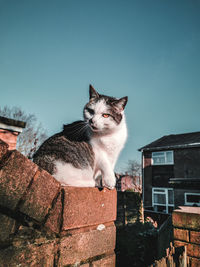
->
[172,206,200,267]
[0,139,117,266]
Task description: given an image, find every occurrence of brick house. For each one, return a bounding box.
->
[115,173,142,193]
[139,132,200,214]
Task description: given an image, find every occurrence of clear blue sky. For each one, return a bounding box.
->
[0,0,200,171]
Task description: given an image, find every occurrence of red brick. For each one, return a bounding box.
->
[172,207,200,231]
[187,243,200,258]
[173,228,189,242]
[0,139,8,161]
[19,169,60,222]
[92,253,115,267]
[45,192,62,233]
[0,240,56,266]
[144,157,151,167]
[0,150,38,209]
[190,230,200,245]
[62,187,117,230]
[189,257,200,267]
[174,240,200,258]
[0,213,16,242]
[58,223,116,266]
[0,130,18,150]
[174,240,187,248]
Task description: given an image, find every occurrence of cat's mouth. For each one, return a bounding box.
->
[90,124,99,132]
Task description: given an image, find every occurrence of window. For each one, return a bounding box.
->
[152,151,174,165]
[185,193,200,207]
[152,187,174,213]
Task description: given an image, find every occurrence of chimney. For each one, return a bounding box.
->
[0,116,26,150]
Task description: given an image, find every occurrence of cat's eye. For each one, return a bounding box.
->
[86,108,94,115]
[102,113,110,118]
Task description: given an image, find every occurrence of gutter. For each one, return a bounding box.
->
[139,143,200,152]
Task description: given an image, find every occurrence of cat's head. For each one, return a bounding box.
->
[83,85,128,134]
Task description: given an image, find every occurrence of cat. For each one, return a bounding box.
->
[33,85,128,189]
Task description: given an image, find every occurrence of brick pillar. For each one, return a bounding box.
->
[0,129,19,150]
[172,206,200,266]
[0,116,26,150]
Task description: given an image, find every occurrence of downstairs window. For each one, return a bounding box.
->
[185,193,200,207]
[152,187,174,213]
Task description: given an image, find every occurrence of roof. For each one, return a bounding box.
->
[0,116,26,132]
[139,131,200,152]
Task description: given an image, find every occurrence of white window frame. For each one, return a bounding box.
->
[152,151,174,165]
[152,187,174,213]
[184,193,200,207]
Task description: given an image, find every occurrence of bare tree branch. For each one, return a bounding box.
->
[0,106,48,158]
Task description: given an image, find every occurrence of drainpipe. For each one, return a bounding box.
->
[141,150,145,222]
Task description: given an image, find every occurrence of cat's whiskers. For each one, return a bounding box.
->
[69,122,90,138]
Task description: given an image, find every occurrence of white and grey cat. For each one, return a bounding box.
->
[33,85,128,189]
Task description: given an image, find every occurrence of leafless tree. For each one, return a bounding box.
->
[0,106,48,158]
[127,159,142,177]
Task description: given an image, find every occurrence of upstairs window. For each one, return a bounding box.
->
[152,151,174,165]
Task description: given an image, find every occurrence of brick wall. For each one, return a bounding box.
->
[172,206,200,267]
[0,139,117,266]
[0,129,19,150]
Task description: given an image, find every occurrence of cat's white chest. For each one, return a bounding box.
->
[91,123,127,168]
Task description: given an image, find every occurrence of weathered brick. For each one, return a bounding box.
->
[45,192,62,234]
[20,169,60,222]
[172,207,200,231]
[174,240,187,248]
[92,253,115,267]
[0,213,16,242]
[0,150,38,210]
[173,228,189,242]
[62,187,117,230]
[174,240,200,258]
[0,139,8,161]
[187,243,200,258]
[58,223,116,266]
[0,240,56,266]
[190,230,200,245]
[189,257,200,267]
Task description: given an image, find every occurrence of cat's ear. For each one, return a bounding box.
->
[114,96,128,112]
[89,85,99,99]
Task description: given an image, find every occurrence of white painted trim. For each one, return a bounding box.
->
[152,150,174,165]
[184,192,200,207]
[0,122,23,133]
[152,187,174,213]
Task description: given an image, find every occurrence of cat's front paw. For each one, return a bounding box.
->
[104,177,116,190]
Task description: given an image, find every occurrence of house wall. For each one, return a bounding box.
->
[174,147,200,178]
[0,139,116,267]
[174,188,200,208]
[143,151,152,207]
[121,176,134,192]
[143,147,200,209]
